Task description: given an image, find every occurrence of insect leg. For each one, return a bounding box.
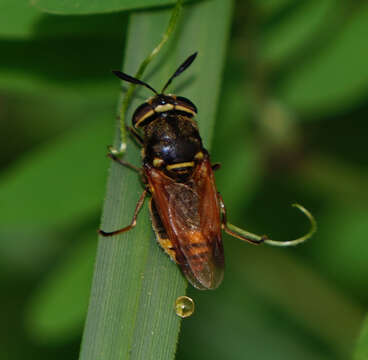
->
[107,151,141,173]
[219,194,316,246]
[98,189,147,237]
[212,163,221,171]
[126,126,144,146]
[218,193,265,245]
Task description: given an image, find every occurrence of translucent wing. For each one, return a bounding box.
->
[145,156,224,290]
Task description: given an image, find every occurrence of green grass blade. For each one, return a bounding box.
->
[79,1,233,359]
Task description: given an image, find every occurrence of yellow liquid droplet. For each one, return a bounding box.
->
[175,296,195,318]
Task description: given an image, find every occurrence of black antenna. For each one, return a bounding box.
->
[112,70,158,95]
[161,52,198,93]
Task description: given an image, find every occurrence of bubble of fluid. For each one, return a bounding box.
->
[175,296,195,318]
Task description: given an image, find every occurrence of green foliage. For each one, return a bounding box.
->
[261,0,335,65]
[0,0,41,37]
[1,0,368,359]
[0,118,112,230]
[27,230,97,342]
[278,2,368,115]
[355,316,368,360]
[32,0,196,15]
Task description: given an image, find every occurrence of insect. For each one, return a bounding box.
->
[99,53,314,290]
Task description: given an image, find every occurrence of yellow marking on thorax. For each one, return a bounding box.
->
[166,161,195,171]
[153,157,164,168]
[194,151,204,160]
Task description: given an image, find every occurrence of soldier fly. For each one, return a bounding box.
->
[99,53,315,290]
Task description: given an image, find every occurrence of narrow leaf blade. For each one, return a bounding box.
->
[79,1,233,359]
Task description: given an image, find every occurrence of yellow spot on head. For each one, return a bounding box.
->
[155,104,174,113]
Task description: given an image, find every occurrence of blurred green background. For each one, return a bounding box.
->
[1,0,368,359]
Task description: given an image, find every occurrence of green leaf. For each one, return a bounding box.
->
[312,207,368,295]
[26,228,97,342]
[0,0,41,38]
[32,0,195,15]
[79,1,233,359]
[0,114,113,231]
[257,0,296,16]
[260,0,334,65]
[355,316,368,360]
[212,64,262,209]
[0,7,127,93]
[0,0,128,39]
[277,3,368,116]
[0,36,123,95]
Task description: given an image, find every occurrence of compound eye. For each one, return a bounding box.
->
[132,102,155,128]
[175,96,197,116]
